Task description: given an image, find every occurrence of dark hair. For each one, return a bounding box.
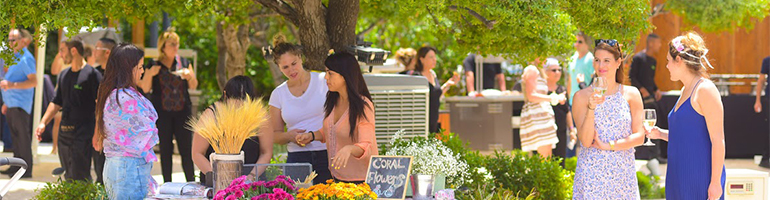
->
[272,34,303,65]
[222,75,256,101]
[64,39,85,56]
[414,46,438,72]
[83,45,93,58]
[95,43,145,145]
[324,52,373,139]
[646,33,660,47]
[99,38,117,50]
[594,41,624,84]
[668,31,710,78]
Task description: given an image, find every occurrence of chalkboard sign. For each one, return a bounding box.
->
[365,156,413,200]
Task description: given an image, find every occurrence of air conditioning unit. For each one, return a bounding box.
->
[363,74,429,145]
[725,168,768,200]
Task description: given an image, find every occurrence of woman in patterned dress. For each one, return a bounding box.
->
[572,39,645,199]
[520,59,565,157]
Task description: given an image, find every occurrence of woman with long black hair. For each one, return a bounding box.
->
[95,43,158,199]
[296,52,378,184]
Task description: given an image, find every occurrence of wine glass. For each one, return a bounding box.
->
[643,109,657,146]
[592,77,607,97]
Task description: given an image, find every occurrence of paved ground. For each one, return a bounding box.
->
[0,144,768,199]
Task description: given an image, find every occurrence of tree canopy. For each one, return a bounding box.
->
[666,0,770,32]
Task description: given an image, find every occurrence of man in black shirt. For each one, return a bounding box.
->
[630,33,665,170]
[754,56,770,168]
[630,33,663,109]
[463,53,506,95]
[35,39,102,181]
[93,38,116,74]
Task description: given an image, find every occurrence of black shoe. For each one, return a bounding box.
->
[759,160,770,169]
[657,157,667,164]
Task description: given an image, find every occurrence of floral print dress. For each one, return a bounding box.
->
[573,86,640,199]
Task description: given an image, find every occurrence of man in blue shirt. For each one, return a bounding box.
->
[0,29,37,178]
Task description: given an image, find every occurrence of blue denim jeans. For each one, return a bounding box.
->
[103,156,155,200]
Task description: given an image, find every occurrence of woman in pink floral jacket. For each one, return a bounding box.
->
[94,44,159,200]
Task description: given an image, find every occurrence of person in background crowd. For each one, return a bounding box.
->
[520,58,563,157]
[412,46,460,133]
[267,35,332,184]
[646,32,726,200]
[0,53,10,154]
[90,37,116,184]
[296,52,378,184]
[95,43,158,199]
[35,39,102,181]
[463,53,506,95]
[84,45,98,67]
[93,38,117,74]
[395,48,417,75]
[0,29,37,178]
[630,33,665,175]
[572,39,645,199]
[543,58,574,164]
[138,30,198,183]
[754,55,770,169]
[192,76,273,186]
[568,32,595,106]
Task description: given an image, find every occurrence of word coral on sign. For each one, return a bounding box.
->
[365,155,413,200]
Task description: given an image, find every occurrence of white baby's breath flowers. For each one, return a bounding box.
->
[384,132,470,186]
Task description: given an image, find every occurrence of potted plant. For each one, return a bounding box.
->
[383,132,470,199]
[188,96,269,193]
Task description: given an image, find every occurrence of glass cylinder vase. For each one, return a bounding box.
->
[210,151,244,194]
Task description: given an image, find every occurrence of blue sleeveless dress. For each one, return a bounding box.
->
[573,86,640,199]
[667,79,726,199]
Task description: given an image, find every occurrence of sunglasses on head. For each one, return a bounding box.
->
[595,39,619,47]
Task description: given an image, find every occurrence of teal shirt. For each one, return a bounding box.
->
[568,51,594,105]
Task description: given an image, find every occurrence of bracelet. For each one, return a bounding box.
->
[588,105,595,110]
[310,131,315,141]
[609,140,615,150]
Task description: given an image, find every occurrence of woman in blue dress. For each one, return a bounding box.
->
[646,32,726,200]
[571,39,646,199]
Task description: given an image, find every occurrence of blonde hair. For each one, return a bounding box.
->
[158,29,180,61]
[394,48,417,69]
[668,31,711,78]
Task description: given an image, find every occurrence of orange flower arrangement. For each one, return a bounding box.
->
[296,180,377,200]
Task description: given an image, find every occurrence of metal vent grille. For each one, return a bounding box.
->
[364,74,430,145]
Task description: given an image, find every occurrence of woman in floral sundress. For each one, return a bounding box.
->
[571,39,646,199]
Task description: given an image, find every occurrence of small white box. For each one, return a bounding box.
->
[725,169,768,200]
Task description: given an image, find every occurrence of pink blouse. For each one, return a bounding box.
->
[103,87,159,162]
[319,98,378,181]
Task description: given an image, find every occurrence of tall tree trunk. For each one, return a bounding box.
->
[223,23,250,80]
[326,0,359,51]
[293,0,330,71]
[255,0,360,71]
[215,22,228,90]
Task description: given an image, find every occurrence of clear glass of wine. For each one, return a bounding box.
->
[593,77,607,97]
[643,109,657,146]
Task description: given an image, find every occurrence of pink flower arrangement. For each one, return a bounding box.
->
[214,175,297,200]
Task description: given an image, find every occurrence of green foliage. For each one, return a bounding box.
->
[667,0,770,32]
[457,185,537,200]
[485,151,573,200]
[637,171,666,199]
[564,156,577,173]
[564,0,652,52]
[33,179,108,200]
